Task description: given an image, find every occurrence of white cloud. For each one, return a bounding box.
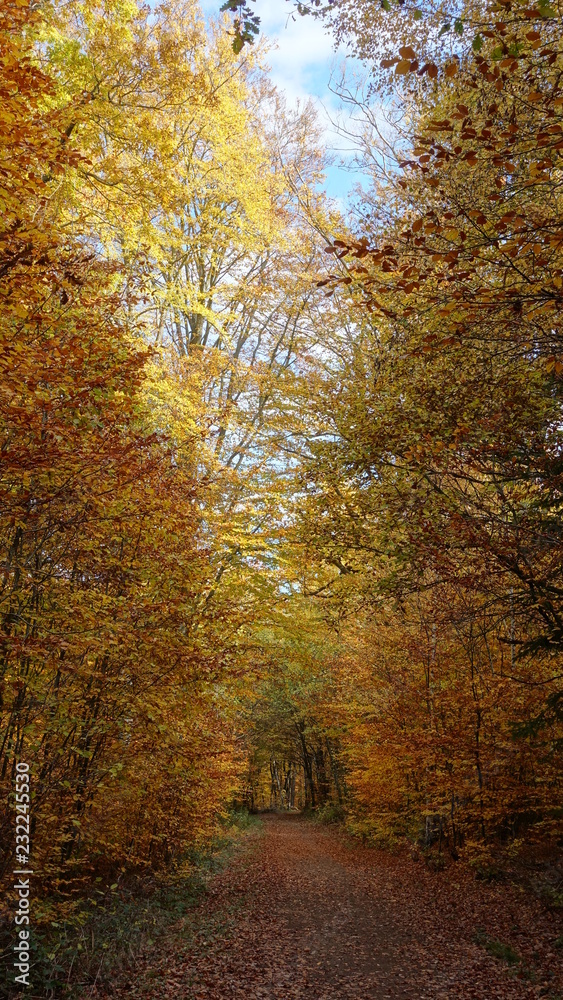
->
[261,9,337,95]
[200,0,374,200]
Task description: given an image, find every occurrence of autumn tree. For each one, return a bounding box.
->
[0,0,258,912]
[1,1,343,936]
[43,0,343,639]
[277,0,563,849]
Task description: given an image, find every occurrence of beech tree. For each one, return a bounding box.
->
[286,0,563,847]
[1,0,340,911]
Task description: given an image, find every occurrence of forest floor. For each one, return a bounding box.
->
[100,814,562,1000]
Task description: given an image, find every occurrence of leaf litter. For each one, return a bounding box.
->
[97,815,562,1000]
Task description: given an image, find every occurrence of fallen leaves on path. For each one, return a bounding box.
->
[99,816,562,1000]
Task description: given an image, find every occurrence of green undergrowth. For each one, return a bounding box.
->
[0,809,261,999]
[312,802,346,826]
[473,927,536,982]
[475,931,521,967]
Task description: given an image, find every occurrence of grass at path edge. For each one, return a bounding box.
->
[1,810,262,1000]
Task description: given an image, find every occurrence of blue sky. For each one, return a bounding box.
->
[200,0,369,204]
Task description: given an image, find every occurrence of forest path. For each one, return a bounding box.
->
[106,815,561,1000]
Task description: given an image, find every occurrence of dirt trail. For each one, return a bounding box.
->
[107,815,562,1000]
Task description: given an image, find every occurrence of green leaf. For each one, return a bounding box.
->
[537,0,556,14]
[454,18,464,35]
[438,22,451,36]
[413,8,423,19]
[472,34,483,52]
